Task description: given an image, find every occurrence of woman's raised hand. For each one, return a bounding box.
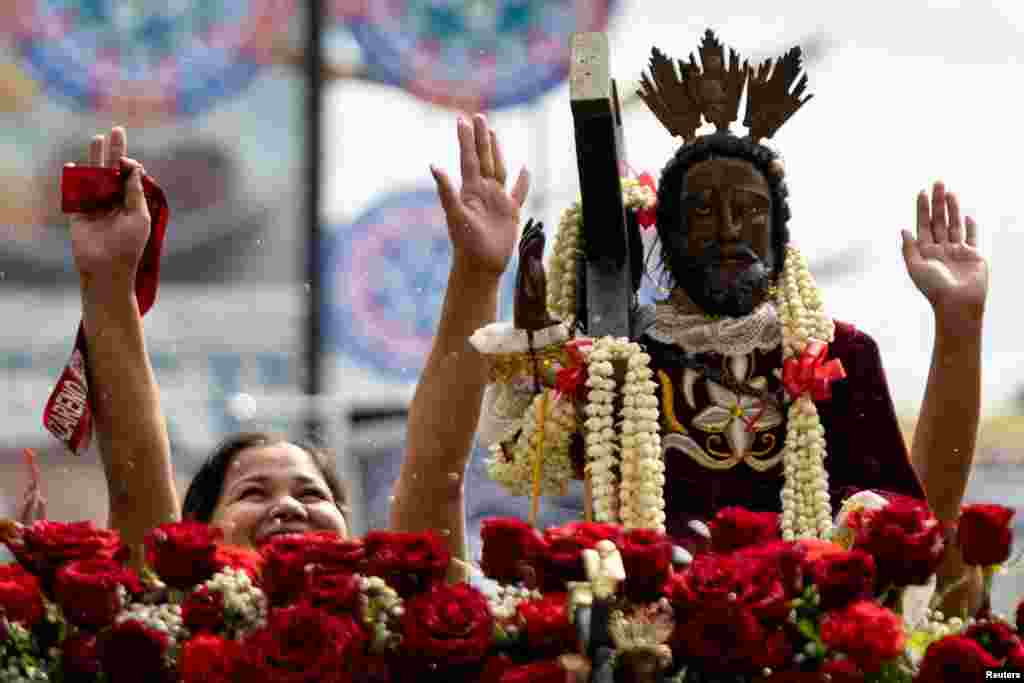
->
[431,114,530,280]
[67,126,151,293]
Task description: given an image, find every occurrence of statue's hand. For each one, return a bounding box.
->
[431,114,530,280]
[901,181,988,323]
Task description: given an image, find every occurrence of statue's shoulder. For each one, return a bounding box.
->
[830,319,883,361]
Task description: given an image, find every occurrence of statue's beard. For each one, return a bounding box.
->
[676,244,772,318]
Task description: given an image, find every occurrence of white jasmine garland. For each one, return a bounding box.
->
[546,178,656,323]
[358,575,403,652]
[775,246,835,541]
[115,601,186,666]
[487,387,576,497]
[485,583,543,622]
[198,566,268,638]
[583,336,664,531]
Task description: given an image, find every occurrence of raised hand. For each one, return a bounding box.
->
[901,181,988,320]
[67,127,151,291]
[431,114,530,279]
[16,449,45,526]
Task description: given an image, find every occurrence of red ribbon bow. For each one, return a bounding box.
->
[782,340,846,402]
[636,171,658,229]
[554,338,593,401]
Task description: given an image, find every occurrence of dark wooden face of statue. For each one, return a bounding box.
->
[681,158,773,268]
[671,157,775,316]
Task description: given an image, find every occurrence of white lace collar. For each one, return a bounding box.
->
[646,289,782,356]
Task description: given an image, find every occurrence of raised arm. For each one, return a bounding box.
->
[390,115,528,567]
[69,128,179,559]
[901,180,988,611]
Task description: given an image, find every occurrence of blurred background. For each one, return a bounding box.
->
[2,0,1024,609]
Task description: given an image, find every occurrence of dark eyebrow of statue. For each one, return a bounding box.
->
[681,191,708,207]
[734,185,770,199]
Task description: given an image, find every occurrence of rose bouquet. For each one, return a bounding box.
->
[1,496,1021,682]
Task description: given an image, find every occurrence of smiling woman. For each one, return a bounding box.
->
[181,432,349,548]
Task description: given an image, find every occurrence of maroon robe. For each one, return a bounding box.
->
[640,320,925,551]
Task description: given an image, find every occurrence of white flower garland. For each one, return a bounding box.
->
[775,246,835,541]
[583,337,664,531]
[357,575,404,652]
[487,388,576,497]
[198,566,267,639]
[547,177,656,323]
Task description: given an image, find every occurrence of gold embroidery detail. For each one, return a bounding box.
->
[706,434,732,458]
[487,347,570,383]
[657,370,687,434]
[748,433,776,458]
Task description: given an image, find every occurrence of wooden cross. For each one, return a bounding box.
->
[569,32,638,340]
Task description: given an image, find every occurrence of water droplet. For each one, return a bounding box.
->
[256,239,263,247]
[388,495,396,504]
[304,282,311,292]
[440,529,451,536]
[447,472,461,482]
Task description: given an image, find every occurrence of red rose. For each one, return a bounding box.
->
[61,632,102,678]
[620,528,673,603]
[305,566,362,616]
[182,586,226,633]
[489,659,567,683]
[709,507,780,553]
[819,657,866,682]
[239,605,368,683]
[517,593,576,655]
[738,565,790,625]
[401,582,494,668]
[480,518,546,584]
[55,558,142,629]
[261,532,365,605]
[964,620,1021,660]
[0,564,44,626]
[852,498,944,588]
[958,504,1015,566]
[1019,598,1024,635]
[819,601,905,673]
[538,522,623,591]
[1007,642,1024,670]
[740,540,809,597]
[811,549,876,610]
[666,551,788,624]
[915,635,1000,682]
[665,553,741,611]
[212,544,264,582]
[673,601,770,674]
[144,521,222,589]
[100,619,172,683]
[14,521,124,586]
[178,633,242,683]
[364,530,450,597]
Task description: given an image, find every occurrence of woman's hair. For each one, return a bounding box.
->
[181,431,349,523]
[654,133,793,284]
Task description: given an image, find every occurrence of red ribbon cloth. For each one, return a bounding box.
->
[635,171,658,229]
[782,340,846,402]
[554,338,593,402]
[44,165,169,455]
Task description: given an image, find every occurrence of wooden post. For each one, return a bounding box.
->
[569,32,635,340]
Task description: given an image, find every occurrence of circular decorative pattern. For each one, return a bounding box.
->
[348,0,616,111]
[323,189,515,381]
[9,1,293,120]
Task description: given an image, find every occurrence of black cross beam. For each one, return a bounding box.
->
[569,32,639,339]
